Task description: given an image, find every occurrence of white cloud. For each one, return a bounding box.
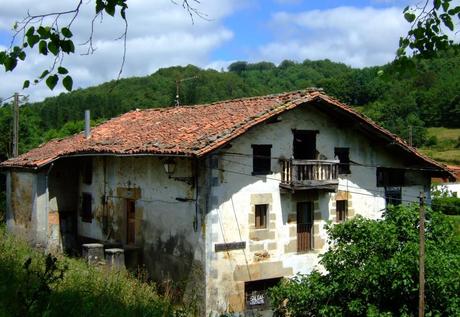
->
[258,6,409,67]
[0,0,238,101]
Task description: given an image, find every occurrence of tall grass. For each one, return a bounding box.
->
[0,226,181,317]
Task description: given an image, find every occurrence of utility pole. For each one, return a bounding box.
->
[12,92,19,158]
[419,191,425,317]
[409,125,413,147]
[175,76,198,106]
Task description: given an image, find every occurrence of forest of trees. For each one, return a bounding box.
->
[0,46,459,161]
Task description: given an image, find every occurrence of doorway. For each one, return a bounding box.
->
[293,130,317,159]
[126,199,136,245]
[297,202,313,252]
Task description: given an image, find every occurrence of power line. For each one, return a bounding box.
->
[220,151,449,173]
[210,165,448,207]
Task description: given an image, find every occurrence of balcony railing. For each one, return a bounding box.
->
[280,159,339,191]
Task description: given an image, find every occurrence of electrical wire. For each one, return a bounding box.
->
[219,151,451,173]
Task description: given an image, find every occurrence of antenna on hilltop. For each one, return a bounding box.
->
[175,76,198,106]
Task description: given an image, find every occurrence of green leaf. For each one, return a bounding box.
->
[4,56,17,71]
[442,1,450,12]
[46,74,59,90]
[441,14,454,31]
[57,66,68,75]
[61,27,73,38]
[105,4,116,16]
[62,75,73,91]
[37,26,51,39]
[23,80,30,89]
[60,40,75,54]
[18,50,26,61]
[38,40,48,55]
[48,41,59,56]
[39,69,50,79]
[434,0,442,10]
[25,26,35,37]
[404,12,416,23]
[27,34,40,48]
[95,0,105,14]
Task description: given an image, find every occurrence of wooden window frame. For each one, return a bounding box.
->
[252,144,272,175]
[336,200,348,222]
[297,202,313,252]
[334,147,351,174]
[255,204,268,229]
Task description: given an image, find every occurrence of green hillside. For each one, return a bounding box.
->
[0,47,459,163]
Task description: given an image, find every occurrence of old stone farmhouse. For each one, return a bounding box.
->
[0,89,453,315]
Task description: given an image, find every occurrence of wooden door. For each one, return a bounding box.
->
[297,202,313,252]
[126,199,136,244]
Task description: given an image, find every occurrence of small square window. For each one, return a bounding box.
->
[81,192,92,223]
[336,200,348,222]
[252,145,272,175]
[255,204,268,229]
[245,278,281,310]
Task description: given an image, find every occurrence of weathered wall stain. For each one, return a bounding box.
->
[11,172,33,227]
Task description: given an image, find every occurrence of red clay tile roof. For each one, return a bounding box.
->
[0,89,454,178]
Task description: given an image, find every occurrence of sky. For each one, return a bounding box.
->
[0,0,440,102]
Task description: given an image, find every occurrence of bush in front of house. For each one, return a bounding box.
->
[269,205,460,316]
[0,225,181,317]
[432,196,460,215]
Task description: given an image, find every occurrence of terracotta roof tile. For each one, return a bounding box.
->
[0,89,454,179]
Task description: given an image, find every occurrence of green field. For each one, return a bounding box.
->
[420,127,460,165]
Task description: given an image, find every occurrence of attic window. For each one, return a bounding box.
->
[334,147,350,174]
[81,193,92,223]
[252,145,272,175]
[377,167,405,187]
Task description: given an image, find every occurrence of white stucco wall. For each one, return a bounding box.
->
[204,105,430,314]
[75,156,206,307]
[6,170,49,247]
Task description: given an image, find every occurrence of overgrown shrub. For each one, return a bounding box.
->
[0,226,183,317]
[0,190,5,223]
[269,205,460,316]
[432,196,460,215]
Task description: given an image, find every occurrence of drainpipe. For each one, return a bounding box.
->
[84,110,91,139]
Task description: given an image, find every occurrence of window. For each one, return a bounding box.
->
[245,278,281,310]
[336,200,348,222]
[252,145,272,175]
[81,193,92,222]
[83,159,93,184]
[377,167,405,187]
[385,186,402,206]
[255,204,268,229]
[334,147,350,174]
[297,202,313,252]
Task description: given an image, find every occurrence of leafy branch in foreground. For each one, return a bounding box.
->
[399,0,460,58]
[0,0,202,92]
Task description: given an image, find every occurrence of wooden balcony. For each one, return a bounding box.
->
[280,159,339,191]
